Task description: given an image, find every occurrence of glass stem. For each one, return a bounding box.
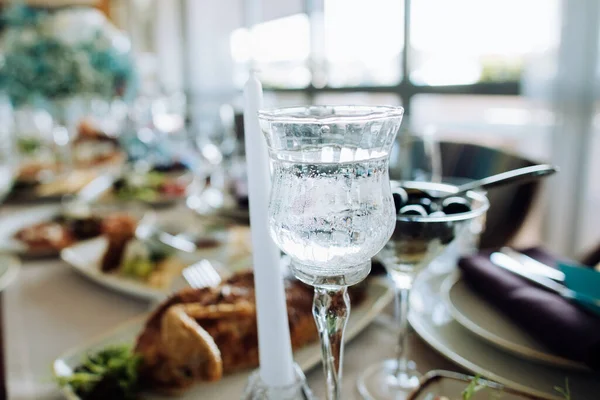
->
[390,270,413,379]
[312,286,350,400]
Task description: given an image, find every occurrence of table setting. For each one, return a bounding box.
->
[0,4,599,400]
[0,71,599,400]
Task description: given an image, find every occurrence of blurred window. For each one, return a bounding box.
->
[313,93,402,106]
[410,94,553,160]
[228,0,561,159]
[230,14,311,89]
[410,0,560,85]
[322,0,404,87]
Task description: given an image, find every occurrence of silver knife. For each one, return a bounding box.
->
[490,252,600,309]
[499,247,565,282]
[135,213,197,253]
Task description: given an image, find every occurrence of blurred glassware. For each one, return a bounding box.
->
[390,123,442,183]
[13,103,68,184]
[193,102,238,167]
[80,98,129,139]
[151,91,187,135]
[0,94,16,202]
[191,102,239,191]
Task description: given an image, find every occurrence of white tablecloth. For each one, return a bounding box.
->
[2,205,456,400]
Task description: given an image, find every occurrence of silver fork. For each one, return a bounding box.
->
[183,259,222,289]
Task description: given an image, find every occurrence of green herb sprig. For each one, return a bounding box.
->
[554,378,571,400]
[462,375,486,400]
[57,345,143,400]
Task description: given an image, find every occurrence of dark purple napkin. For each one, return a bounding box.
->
[458,247,600,370]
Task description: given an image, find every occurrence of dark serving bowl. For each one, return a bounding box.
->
[389,141,542,249]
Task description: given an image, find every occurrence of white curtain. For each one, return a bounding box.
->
[536,0,600,257]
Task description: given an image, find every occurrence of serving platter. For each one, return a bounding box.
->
[54,278,394,399]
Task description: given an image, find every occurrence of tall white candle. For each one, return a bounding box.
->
[243,72,296,387]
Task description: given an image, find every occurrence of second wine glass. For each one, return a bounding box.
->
[357,181,489,400]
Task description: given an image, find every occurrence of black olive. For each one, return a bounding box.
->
[392,187,408,213]
[442,196,471,215]
[415,196,440,214]
[406,188,433,202]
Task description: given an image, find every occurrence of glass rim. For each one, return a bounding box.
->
[258,105,404,123]
[393,181,490,223]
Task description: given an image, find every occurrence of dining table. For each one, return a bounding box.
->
[0,202,512,400]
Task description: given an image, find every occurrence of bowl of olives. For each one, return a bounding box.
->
[384,181,489,272]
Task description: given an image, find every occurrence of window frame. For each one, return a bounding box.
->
[264,0,521,114]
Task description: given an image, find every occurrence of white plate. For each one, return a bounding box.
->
[0,205,60,257]
[54,278,394,399]
[442,273,587,371]
[61,234,252,301]
[408,271,600,400]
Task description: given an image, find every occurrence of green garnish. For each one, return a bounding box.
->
[148,246,172,263]
[462,375,486,400]
[115,187,159,202]
[144,172,167,188]
[57,345,142,400]
[17,137,42,154]
[113,172,168,202]
[121,257,155,279]
[554,378,571,400]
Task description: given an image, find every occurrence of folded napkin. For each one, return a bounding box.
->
[459,247,600,370]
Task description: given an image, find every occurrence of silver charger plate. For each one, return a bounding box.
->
[408,270,600,400]
[442,273,588,371]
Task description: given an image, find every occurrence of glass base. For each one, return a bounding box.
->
[242,363,315,400]
[357,359,422,400]
[290,260,371,287]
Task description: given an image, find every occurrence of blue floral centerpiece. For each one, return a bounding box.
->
[0,4,137,107]
[0,4,137,183]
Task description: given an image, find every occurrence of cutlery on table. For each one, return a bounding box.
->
[135,213,198,253]
[433,164,558,204]
[498,247,565,282]
[490,251,600,315]
[182,259,222,288]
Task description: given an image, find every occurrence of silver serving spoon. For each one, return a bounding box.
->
[437,163,558,202]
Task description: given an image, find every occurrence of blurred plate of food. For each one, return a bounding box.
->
[54,271,393,400]
[0,202,126,257]
[104,162,194,208]
[8,169,100,203]
[0,202,144,258]
[60,216,252,300]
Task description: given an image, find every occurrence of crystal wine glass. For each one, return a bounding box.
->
[259,105,404,400]
[391,129,442,183]
[357,181,489,400]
